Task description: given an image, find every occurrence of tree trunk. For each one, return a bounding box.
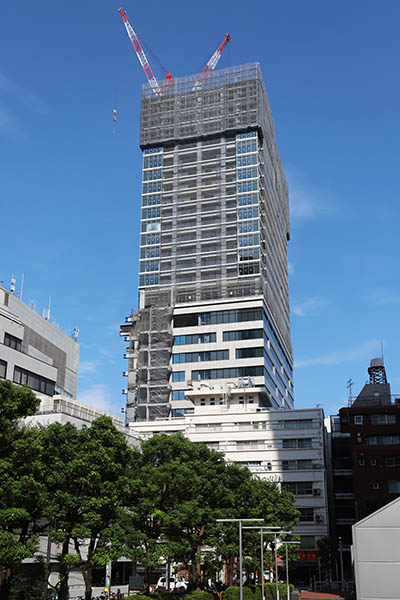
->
[0,571,11,600]
[144,564,151,593]
[82,565,92,600]
[58,540,71,600]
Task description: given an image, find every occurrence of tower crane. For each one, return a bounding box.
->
[118,8,172,98]
[193,33,231,90]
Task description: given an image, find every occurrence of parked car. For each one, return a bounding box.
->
[156,576,187,591]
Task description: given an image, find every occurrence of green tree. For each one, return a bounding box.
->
[125,434,235,589]
[41,417,135,600]
[0,380,45,600]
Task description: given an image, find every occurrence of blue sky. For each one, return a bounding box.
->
[1,1,400,418]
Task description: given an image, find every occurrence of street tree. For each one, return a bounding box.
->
[41,417,135,600]
[0,381,46,600]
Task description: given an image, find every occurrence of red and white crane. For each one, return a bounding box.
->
[118,8,172,97]
[118,8,230,97]
[193,33,231,90]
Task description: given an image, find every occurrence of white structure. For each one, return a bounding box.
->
[0,284,79,399]
[130,389,329,552]
[353,496,400,600]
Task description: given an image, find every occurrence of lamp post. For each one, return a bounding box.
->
[242,526,291,600]
[280,541,300,600]
[216,519,264,600]
[338,537,344,591]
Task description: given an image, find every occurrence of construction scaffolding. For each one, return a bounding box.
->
[140,63,270,147]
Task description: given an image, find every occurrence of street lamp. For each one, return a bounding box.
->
[280,541,300,600]
[216,518,264,600]
[242,527,291,600]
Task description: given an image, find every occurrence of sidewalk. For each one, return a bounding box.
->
[299,592,344,599]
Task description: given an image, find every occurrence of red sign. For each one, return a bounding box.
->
[298,550,318,562]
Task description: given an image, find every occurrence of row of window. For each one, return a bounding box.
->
[359,456,400,467]
[237,140,257,154]
[238,206,259,220]
[238,220,259,233]
[4,332,22,351]
[283,481,314,495]
[223,329,263,341]
[143,181,162,194]
[353,414,397,425]
[237,167,258,180]
[239,263,260,276]
[236,347,263,359]
[282,459,314,471]
[143,154,162,168]
[174,333,216,345]
[191,365,263,380]
[172,350,229,364]
[141,220,161,233]
[367,435,400,445]
[238,233,259,247]
[142,206,161,219]
[139,274,159,286]
[140,233,160,246]
[237,193,258,206]
[140,246,160,259]
[237,181,258,193]
[139,260,159,273]
[174,307,263,328]
[236,131,257,139]
[238,248,259,261]
[142,194,161,206]
[143,147,162,154]
[143,169,162,181]
[237,154,257,166]
[13,366,55,396]
[282,438,313,448]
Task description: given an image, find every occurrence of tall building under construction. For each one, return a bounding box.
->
[121,63,294,422]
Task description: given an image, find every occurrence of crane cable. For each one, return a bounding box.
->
[113,16,121,133]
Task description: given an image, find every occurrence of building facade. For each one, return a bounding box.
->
[0,284,79,400]
[122,63,293,422]
[129,399,329,581]
[330,358,400,580]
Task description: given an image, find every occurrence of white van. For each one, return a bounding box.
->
[156,576,187,591]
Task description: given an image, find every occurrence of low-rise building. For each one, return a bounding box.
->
[129,384,329,583]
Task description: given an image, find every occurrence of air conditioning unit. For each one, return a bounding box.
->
[266,462,272,471]
[313,488,321,496]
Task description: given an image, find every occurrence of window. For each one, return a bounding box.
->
[237,155,257,167]
[281,419,313,429]
[373,482,380,490]
[171,409,185,418]
[371,414,397,425]
[299,508,314,522]
[223,329,263,342]
[192,366,263,381]
[173,333,217,345]
[282,459,313,471]
[283,481,313,496]
[171,390,185,401]
[367,435,400,445]
[388,480,400,493]
[13,366,55,396]
[172,371,185,382]
[236,347,263,359]
[172,350,228,364]
[358,458,365,466]
[4,333,22,352]
[354,415,363,425]
[370,458,377,466]
[237,440,265,449]
[282,438,312,449]
[0,359,6,379]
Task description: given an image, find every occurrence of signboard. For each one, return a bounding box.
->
[298,550,318,562]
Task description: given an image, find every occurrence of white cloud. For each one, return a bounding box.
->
[288,261,295,275]
[295,340,380,368]
[0,72,47,115]
[286,169,332,223]
[77,383,116,414]
[292,297,327,317]
[366,289,400,306]
[79,360,100,375]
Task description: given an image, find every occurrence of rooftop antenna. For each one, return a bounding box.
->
[43,296,51,321]
[72,326,79,342]
[381,341,384,364]
[10,275,16,294]
[346,378,354,407]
